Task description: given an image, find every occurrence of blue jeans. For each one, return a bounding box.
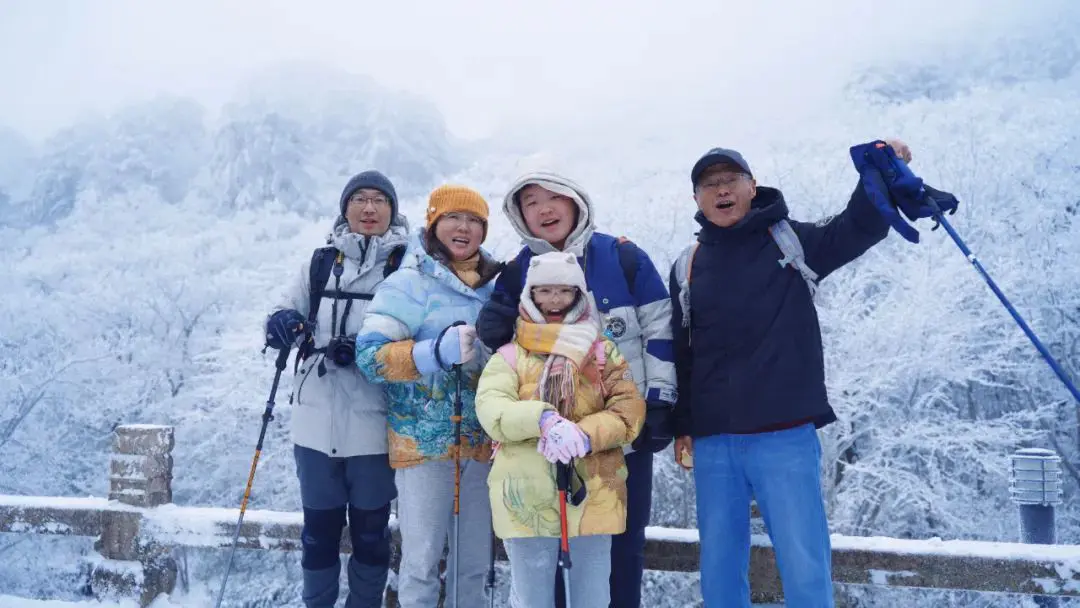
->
[693,424,833,608]
[294,445,397,608]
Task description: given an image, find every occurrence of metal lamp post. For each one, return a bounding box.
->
[1010,448,1064,608]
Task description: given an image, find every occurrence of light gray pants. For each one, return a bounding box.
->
[396,459,492,608]
[505,535,612,608]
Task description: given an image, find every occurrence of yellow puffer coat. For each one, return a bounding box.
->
[475,337,644,539]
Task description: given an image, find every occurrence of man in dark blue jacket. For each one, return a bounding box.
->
[670,143,907,607]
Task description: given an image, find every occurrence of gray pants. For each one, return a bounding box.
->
[505,535,612,608]
[396,459,492,608]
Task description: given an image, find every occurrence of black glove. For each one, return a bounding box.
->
[265,309,307,350]
[632,401,675,453]
[476,296,517,350]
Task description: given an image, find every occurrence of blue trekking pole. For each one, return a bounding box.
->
[922,195,1080,404]
[852,141,1080,405]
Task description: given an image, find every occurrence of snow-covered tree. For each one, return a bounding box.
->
[3,16,1080,605]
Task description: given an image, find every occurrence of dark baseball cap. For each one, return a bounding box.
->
[691,147,753,186]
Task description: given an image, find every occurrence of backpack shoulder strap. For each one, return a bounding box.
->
[673,242,700,329]
[384,244,407,278]
[307,246,338,324]
[295,246,338,371]
[496,343,519,371]
[767,219,819,296]
[592,338,609,398]
[506,248,534,298]
[615,237,639,297]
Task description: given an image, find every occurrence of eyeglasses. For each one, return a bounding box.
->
[697,173,748,192]
[531,286,579,299]
[441,212,485,227]
[348,195,390,209]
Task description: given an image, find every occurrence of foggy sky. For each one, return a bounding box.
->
[0,0,1061,142]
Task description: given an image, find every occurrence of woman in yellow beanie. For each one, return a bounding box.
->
[356,184,503,607]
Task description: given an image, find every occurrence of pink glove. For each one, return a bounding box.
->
[538,411,590,464]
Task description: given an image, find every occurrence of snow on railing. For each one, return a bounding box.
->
[1,424,1079,606]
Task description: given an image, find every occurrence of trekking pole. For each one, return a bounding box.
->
[890,157,1080,405]
[556,460,573,608]
[451,363,464,608]
[214,344,291,608]
[928,201,1080,404]
[435,320,466,607]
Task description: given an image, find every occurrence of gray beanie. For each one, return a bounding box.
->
[339,170,398,218]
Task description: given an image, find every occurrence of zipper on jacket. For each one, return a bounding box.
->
[357,237,371,275]
[329,366,338,454]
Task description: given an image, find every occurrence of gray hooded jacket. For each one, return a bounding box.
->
[275,217,410,457]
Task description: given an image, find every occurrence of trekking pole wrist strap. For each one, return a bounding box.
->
[434,321,466,371]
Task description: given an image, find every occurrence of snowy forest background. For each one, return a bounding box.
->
[3,5,1080,607]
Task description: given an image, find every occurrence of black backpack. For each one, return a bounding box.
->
[305,244,407,326]
[294,244,406,365]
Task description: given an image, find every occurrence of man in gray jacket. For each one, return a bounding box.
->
[265,170,409,608]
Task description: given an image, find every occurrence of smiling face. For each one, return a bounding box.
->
[344,188,393,235]
[433,212,485,261]
[531,285,580,323]
[693,164,757,228]
[518,184,579,250]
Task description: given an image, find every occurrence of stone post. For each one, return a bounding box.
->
[91,424,178,607]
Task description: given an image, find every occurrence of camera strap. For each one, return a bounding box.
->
[329,252,345,339]
[309,244,394,375]
[339,299,354,339]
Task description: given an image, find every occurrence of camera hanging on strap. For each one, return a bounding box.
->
[303,243,406,377]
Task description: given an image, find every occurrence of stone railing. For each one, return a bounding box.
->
[1,425,1079,606]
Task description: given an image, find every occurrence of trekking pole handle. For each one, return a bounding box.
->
[435,320,467,371]
[273,343,291,372]
[888,152,954,219]
[556,460,572,493]
[884,145,922,188]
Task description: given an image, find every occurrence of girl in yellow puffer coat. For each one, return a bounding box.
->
[475,251,645,608]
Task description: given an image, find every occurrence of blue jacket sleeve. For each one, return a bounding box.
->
[668,264,694,438]
[625,242,678,406]
[354,270,428,384]
[476,259,523,350]
[795,180,891,280]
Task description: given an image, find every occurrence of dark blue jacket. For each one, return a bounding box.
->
[669,183,889,437]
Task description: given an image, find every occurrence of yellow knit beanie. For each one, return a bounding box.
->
[426,185,490,238]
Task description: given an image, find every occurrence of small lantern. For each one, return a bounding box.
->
[1010,448,1063,507]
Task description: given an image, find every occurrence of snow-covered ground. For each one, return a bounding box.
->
[0,597,149,607]
[0,596,792,607]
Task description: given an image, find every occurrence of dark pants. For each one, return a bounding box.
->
[294,445,397,608]
[556,449,653,608]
